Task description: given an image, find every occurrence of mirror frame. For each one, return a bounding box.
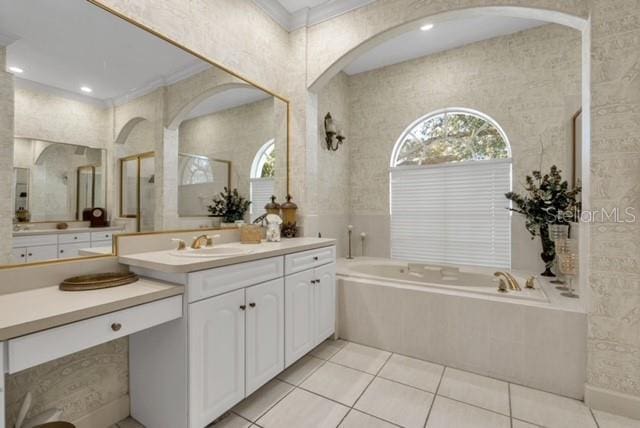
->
[0,0,291,269]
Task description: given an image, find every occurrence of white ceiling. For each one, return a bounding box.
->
[278,0,329,13]
[343,15,546,75]
[184,87,271,121]
[0,0,210,104]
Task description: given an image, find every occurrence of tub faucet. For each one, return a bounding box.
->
[494,272,521,291]
[191,234,212,249]
[347,225,354,259]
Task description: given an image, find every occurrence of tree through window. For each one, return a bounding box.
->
[392,109,509,167]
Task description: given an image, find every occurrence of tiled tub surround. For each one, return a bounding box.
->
[336,258,587,400]
[211,339,639,428]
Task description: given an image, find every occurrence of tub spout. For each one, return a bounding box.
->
[494,272,521,291]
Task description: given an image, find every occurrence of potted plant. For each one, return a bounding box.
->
[505,165,581,276]
[208,187,251,227]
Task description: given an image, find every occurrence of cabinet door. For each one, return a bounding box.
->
[25,245,58,262]
[189,289,245,428]
[315,263,336,344]
[58,242,89,259]
[11,248,27,264]
[284,269,315,367]
[245,278,284,395]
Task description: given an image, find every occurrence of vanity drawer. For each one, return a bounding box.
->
[58,232,91,244]
[91,230,115,242]
[187,256,283,303]
[7,295,182,373]
[285,246,336,275]
[13,234,57,248]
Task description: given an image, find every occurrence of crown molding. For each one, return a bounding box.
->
[14,77,109,108]
[253,0,376,31]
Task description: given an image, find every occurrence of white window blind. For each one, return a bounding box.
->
[390,159,511,268]
[250,178,274,222]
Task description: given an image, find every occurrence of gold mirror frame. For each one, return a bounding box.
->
[0,0,291,269]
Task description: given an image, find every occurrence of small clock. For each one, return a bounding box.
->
[87,207,108,227]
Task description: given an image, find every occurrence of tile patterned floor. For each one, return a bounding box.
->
[117,339,640,428]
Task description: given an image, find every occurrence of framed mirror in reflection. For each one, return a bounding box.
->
[0,0,289,267]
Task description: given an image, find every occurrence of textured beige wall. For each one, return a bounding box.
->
[14,86,109,148]
[342,25,581,269]
[588,0,640,403]
[0,47,14,264]
[316,72,351,256]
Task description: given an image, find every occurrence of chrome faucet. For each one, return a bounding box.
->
[191,234,212,249]
[494,271,521,291]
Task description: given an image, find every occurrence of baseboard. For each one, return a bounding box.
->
[72,394,130,428]
[585,384,640,420]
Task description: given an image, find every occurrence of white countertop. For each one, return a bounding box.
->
[119,237,336,273]
[13,225,124,237]
[0,279,183,341]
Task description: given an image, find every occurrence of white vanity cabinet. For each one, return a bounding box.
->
[128,243,336,428]
[284,260,336,366]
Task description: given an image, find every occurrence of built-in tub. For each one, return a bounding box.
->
[345,259,548,302]
[336,257,587,399]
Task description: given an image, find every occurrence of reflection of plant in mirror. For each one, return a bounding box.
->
[395,112,509,166]
[208,187,251,222]
[261,150,275,178]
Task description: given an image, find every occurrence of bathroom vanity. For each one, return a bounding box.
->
[119,238,337,428]
[0,279,184,428]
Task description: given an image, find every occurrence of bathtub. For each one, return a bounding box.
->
[336,257,587,399]
[342,258,548,302]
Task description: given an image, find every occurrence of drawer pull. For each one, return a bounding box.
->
[239,305,246,311]
[27,253,32,257]
[74,237,78,240]
[249,302,256,308]
[111,322,122,332]
[313,256,319,261]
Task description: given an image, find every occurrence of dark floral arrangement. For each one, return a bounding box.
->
[208,187,251,223]
[505,165,581,275]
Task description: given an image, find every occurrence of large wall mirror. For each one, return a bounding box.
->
[0,0,289,266]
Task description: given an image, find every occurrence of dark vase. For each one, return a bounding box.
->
[539,223,556,277]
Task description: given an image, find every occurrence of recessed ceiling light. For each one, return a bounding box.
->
[420,23,434,31]
[80,86,93,93]
[8,66,23,74]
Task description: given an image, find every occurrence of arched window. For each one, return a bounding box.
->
[179,154,214,185]
[390,108,512,268]
[250,139,275,221]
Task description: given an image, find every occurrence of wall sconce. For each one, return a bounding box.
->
[324,112,346,151]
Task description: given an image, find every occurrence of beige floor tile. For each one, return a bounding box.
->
[510,384,597,428]
[115,418,145,428]
[330,342,391,374]
[339,409,398,427]
[512,419,541,428]
[354,377,433,428]
[378,353,443,392]
[311,339,347,359]
[437,367,510,415]
[426,396,510,428]
[593,410,640,428]
[208,413,252,428]
[301,361,374,406]
[277,354,325,385]
[232,379,293,421]
[257,388,349,428]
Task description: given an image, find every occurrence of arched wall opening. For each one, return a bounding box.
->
[306,5,590,300]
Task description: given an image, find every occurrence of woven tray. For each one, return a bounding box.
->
[60,272,139,291]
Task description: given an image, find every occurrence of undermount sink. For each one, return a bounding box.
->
[170,247,253,258]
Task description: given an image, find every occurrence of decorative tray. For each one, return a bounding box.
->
[59,272,139,291]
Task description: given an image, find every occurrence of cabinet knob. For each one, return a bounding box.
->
[313,256,319,261]
[239,305,246,311]
[60,250,64,253]
[74,237,78,240]
[249,302,256,308]
[27,253,32,256]
[111,322,122,332]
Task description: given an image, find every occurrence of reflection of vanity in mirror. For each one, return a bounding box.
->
[0,0,288,266]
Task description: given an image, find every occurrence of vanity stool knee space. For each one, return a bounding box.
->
[125,241,337,428]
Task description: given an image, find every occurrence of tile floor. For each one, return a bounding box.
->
[118,339,640,428]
